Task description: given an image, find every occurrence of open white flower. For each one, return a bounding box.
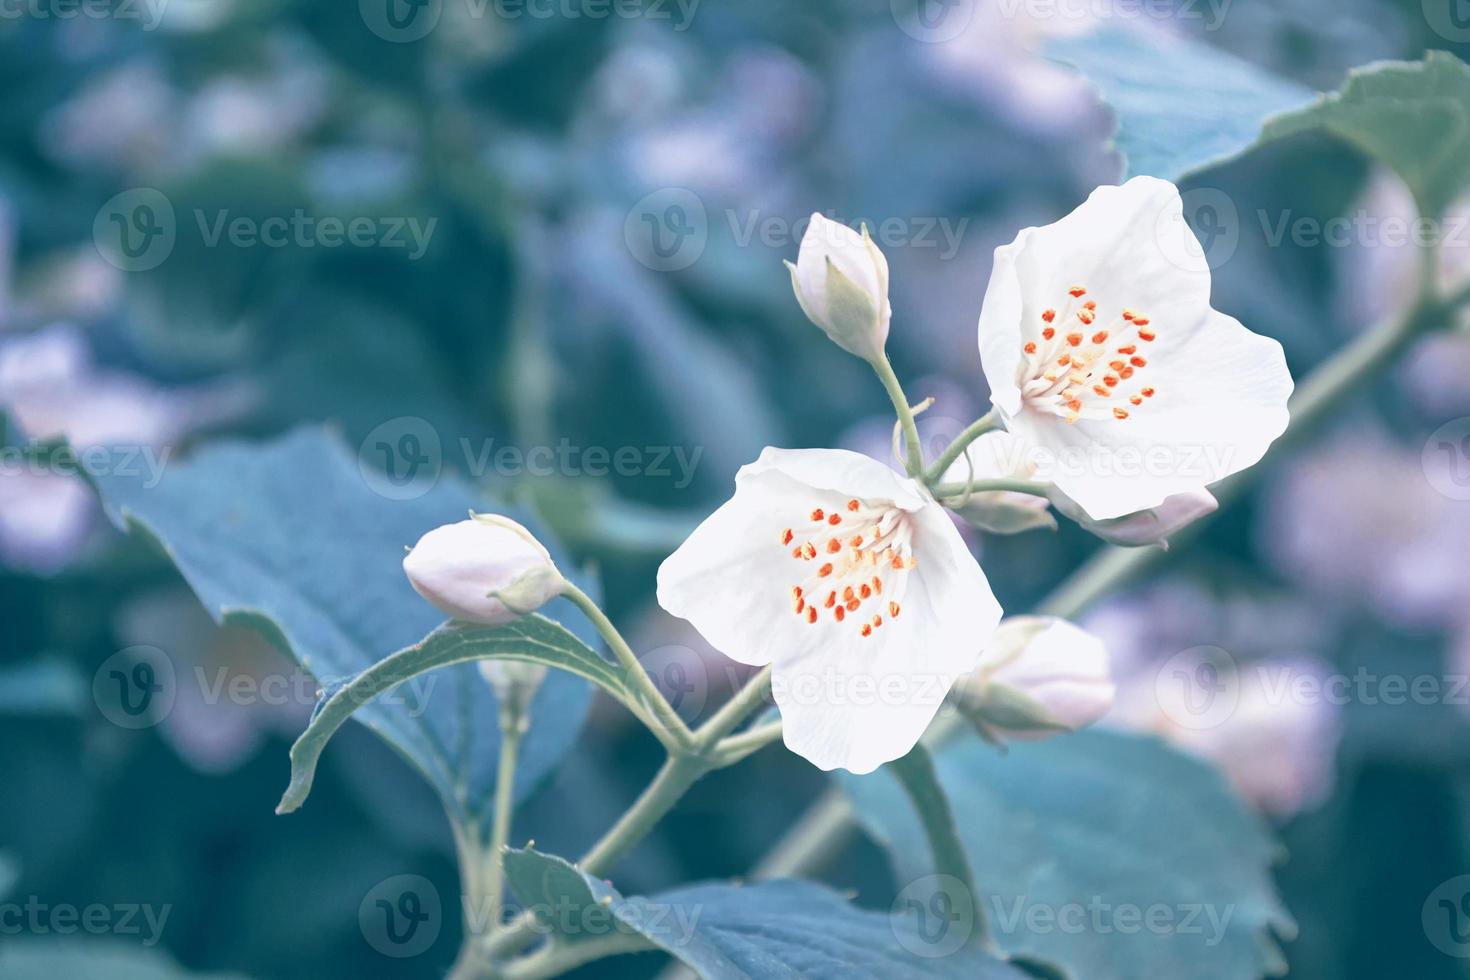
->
[978,176,1293,520]
[657,448,1002,773]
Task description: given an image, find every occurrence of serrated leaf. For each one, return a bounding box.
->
[841,730,1294,980]
[1259,52,1470,216]
[503,846,1029,978]
[1047,26,1314,180]
[82,427,595,833]
[278,616,642,815]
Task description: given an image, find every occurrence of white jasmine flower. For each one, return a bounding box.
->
[657,448,1002,773]
[786,213,892,362]
[978,176,1293,520]
[403,516,566,626]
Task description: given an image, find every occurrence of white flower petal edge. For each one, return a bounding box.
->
[963,615,1115,736]
[978,176,1293,520]
[657,447,1002,774]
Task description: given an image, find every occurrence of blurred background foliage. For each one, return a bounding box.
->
[2,0,1470,977]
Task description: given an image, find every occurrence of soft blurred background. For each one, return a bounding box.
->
[2,0,1469,977]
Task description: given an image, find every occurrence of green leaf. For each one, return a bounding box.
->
[82,427,596,833]
[503,846,1029,978]
[0,941,250,980]
[1046,26,1314,181]
[841,730,1294,980]
[278,616,643,815]
[1259,52,1470,217]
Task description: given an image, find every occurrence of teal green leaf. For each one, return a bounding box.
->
[841,730,1294,980]
[1046,26,1313,180]
[278,616,643,815]
[1259,52,1470,216]
[503,846,1029,978]
[82,427,595,833]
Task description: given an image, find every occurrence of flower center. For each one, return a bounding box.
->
[1017,285,1158,424]
[779,497,916,637]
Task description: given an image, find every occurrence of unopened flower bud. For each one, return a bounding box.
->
[956,616,1114,741]
[479,661,549,730]
[1050,488,1217,549]
[403,515,565,626]
[786,213,891,362]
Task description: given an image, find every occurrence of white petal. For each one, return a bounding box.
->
[981,176,1214,418]
[799,213,882,301]
[1014,307,1290,519]
[745,447,931,512]
[775,500,1002,773]
[657,448,924,669]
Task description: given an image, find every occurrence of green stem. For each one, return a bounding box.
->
[484,754,709,964]
[499,932,657,979]
[695,665,773,750]
[889,746,991,950]
[924,411,999,484]
[483,720,523,933]
[930,478,1050,500]
[872,353,926,477]
[709,720,785,766]
[579,754,708,875]
[561,582,695,751]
